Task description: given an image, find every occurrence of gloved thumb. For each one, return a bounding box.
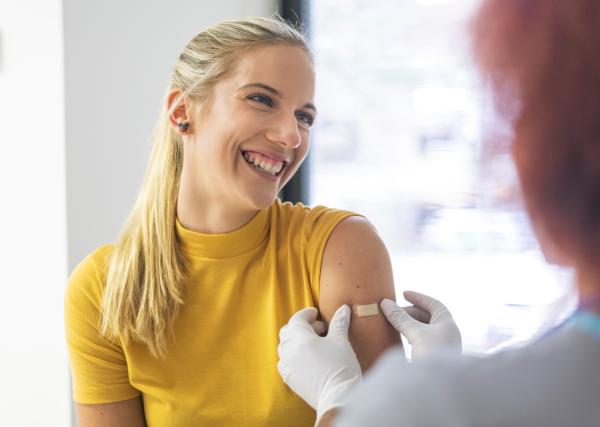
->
[381,299,422,339]
[327,304,351,341]
[403,290,449,322]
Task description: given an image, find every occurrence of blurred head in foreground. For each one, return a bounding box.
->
[472,0,600,302]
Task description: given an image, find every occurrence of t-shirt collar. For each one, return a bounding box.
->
[176,208,270,259]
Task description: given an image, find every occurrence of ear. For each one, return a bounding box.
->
[166,89,190,134]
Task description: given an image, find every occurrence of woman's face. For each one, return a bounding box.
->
[182,44,316,212]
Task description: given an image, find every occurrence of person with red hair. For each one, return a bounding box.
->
[277,0,600,425]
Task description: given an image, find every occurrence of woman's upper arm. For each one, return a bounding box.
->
[76,397,146,427]
[318,216,402,371]
[65,249,142,414]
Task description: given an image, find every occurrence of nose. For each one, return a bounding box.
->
[265,112,302,149]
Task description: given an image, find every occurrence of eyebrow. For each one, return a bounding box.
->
[239,82,317,113]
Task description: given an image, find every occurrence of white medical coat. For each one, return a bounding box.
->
[336,322,600,427]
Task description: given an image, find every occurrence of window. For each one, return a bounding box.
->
[309,0,576,354]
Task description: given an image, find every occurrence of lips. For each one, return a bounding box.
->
[242,150,290,163]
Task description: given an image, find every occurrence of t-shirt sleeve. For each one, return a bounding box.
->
[64,246,140,404]
[303,206,363,303]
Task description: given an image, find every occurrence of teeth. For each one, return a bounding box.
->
[243,151,284,176]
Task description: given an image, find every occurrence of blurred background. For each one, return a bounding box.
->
[0,0,575,425]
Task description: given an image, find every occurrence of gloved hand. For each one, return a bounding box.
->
[381,290,462,360]
[277,305,362,425]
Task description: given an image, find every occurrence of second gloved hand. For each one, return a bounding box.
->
[381,290,462,360]
[277,305,362,425]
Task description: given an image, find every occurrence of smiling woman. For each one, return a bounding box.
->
[173,43,315,225]
[64,16,399,427]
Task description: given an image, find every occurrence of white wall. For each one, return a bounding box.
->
[0,0,69,426]
[64,0,275,272]
[0,1,275,426]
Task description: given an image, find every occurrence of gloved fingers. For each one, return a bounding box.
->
[289,307,319,324]
[279,321,318,345]
[380,299,423,338]
[327,304,351,341]
[278,323,319,363]
[403,290,450,322]
[279,308,320,344]
[310,320,327,336]
[402,305,431,324]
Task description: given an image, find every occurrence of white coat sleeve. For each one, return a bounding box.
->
[333,347,467,427]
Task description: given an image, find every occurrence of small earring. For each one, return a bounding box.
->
[177,120,189,133]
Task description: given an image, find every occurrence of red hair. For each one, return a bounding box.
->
[472,0,600,271]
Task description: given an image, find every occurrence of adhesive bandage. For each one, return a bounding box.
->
[353,303,380,317]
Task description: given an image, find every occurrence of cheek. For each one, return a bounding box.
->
[196,125,237,158]
[286,138,310,177]
[297,135,310,162]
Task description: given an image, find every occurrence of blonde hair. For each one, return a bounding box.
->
[100,16,309,357]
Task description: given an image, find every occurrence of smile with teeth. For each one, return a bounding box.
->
[242,151,287,177]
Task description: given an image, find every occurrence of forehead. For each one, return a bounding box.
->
[225,44,315,100]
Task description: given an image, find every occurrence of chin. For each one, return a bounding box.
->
[244,191,279,211]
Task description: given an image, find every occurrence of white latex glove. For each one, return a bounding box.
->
[277,305,362,425]
[381,290,462,360]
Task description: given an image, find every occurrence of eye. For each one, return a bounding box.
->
[248,93,274,107]
[296,111,315,127]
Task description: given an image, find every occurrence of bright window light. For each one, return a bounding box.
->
[310,0,576,355]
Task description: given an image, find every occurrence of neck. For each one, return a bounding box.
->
[177,186,259,234]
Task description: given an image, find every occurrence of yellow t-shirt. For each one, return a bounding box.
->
[65,200,358,426]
